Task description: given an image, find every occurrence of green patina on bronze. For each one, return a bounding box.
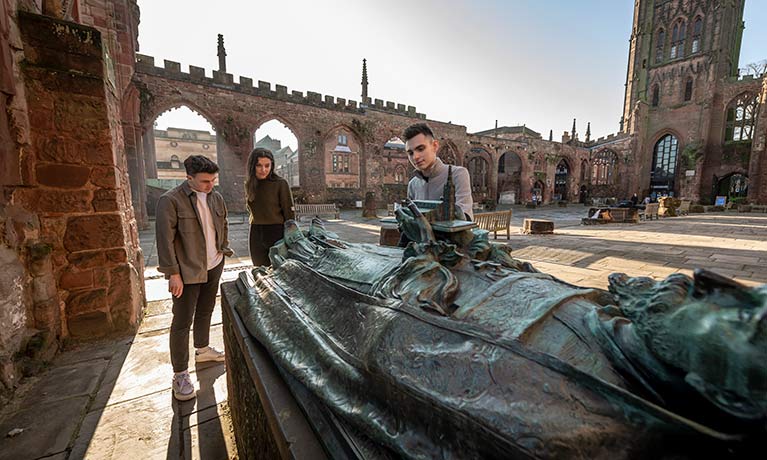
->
[231,175,765,459]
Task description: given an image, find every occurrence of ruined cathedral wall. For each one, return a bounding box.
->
[0,1,144,397]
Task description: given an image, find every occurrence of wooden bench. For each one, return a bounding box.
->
[639,203,659,220]
[751,204,767,213]
[474,210,513,240]
[294,203,340,222]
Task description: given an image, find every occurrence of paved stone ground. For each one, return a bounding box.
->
[2,205,765,459]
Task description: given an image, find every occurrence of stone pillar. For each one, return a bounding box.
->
[142,128,158,179]
[363,191,377,218]
[489,151,499,204]
[123,120,148,229]
[215,122,248,213]
[15,12,145,338]
[747,78,767,204]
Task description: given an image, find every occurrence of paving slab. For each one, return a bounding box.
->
[0,396,90,460]
[19,359,108,409]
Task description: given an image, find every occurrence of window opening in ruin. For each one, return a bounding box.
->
[152,105,217,186]
[684,78,693,102]
[468,157,489,192]
[691,17,702,54]
[394,165,406,184]
[670,20,686,59]
[591,150,617,186]
[650,134,679,195]
[554,160,569,200]
[724,93,760,142]
[652,84,660,107]
[254,119,300,187]
[655,29,665,63]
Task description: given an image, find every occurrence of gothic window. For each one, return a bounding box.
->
[338,134,348,145]
[394,165,406,184]
[468,157,489,192]
[580,159,588,182]
[725,93,760,142]
[670,20,686,59]
[655,29,665,63]
[684,77,693,102]
[652,135,679,182]
[498,154,506,173]
[691,17,703,54]
[332,153,349,173]
[591,150,617,186]
[652,84,660,107]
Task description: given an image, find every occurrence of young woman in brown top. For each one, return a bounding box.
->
[245,148,295,266]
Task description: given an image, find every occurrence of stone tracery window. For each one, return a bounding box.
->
[591,150,617,185]
[684,77,693,102]
[655,28,665,63]
[468,157,489,192]
[725,93,760,142]
[670,20,686,59]
[691,17,703,54]
[394,165,406,184]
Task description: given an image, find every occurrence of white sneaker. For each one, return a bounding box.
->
[195,346,225,363]
[172,371,196,401]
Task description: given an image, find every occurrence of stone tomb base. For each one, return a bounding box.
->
[522,219,554,234]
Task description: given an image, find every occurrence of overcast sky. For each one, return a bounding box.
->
[142,0,767,150]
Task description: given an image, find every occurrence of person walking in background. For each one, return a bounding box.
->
[245,147,295,266]
[156,155,233,401]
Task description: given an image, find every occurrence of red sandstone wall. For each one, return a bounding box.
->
[0,1,144,397]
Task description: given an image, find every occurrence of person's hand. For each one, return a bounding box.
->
[169,274,184,298]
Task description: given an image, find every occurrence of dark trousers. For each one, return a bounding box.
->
[249,223,284,267]
[169,260,224,372]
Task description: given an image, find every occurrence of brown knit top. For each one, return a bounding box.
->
[246,177,295,225]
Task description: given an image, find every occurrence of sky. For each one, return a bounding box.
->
[143,0,767,151]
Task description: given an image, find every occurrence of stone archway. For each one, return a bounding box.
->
[715,172,749,200]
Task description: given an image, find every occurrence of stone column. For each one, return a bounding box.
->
[123,120,148,229]
[16,12,145,338]
[142,128,158,179]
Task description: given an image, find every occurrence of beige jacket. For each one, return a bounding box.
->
[156,181,233,284]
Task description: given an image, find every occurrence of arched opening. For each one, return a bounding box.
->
[148,105,217,215]
[591,150,617,186]
[468,156,489,193]
[382,136,409,185]
[554,159,569,201]
[394,164,407,184]
[650,134,679,198]
[724,92,759,142]
[323,126,361,189]
[437,143,457,165]
[655,28,665,63]
[715,173,749,200]
[254,119,300,187]
[497,151,522,204]
[532,180,546,205]
[691,17,703,54]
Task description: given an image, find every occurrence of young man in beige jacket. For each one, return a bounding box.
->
[156,155,233,400]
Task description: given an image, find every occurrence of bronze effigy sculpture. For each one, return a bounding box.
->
[232,175,765,459]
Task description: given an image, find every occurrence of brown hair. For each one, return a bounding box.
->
[245,148,281,201]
